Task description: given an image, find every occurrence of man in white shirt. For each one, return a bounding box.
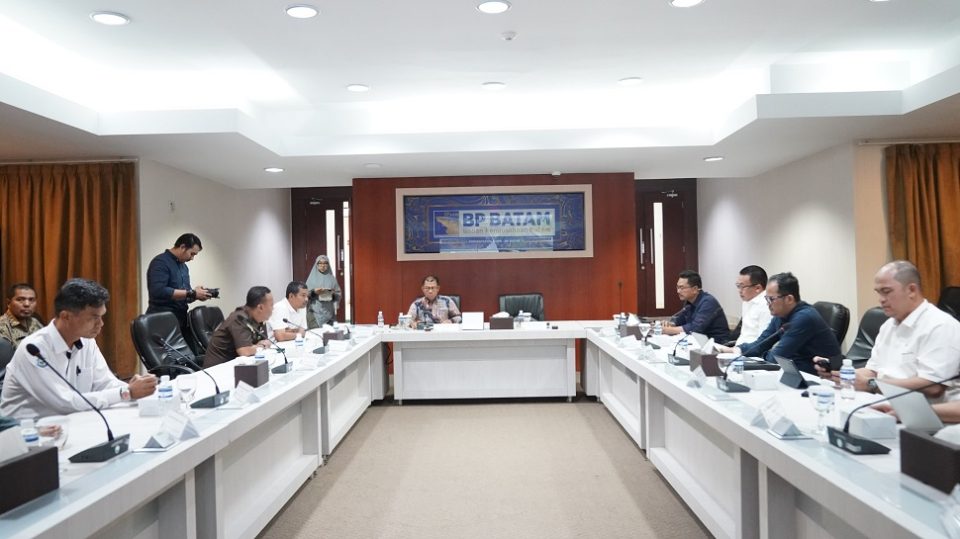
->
[735,265,773,345]
[268,281,309,341]
[1,279,157,419]
[816,260,960,401]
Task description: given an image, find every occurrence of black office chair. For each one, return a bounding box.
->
[189,305,224,354]
[724,319,742,347]
[812,301,850,346]
[938,286,960,322]
[446,294,461,310]
[498,293,545,321]
[843,307,889,369]
[0,338,14,390]
[131,312,200,378]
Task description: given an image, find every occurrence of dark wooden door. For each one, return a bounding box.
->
[291,187,352,322]
[635,180,698,317]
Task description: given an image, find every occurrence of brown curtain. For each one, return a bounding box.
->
[886,144,960,304]
[0,163,140,377]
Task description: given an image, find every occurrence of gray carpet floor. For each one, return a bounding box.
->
[259,399,711,539]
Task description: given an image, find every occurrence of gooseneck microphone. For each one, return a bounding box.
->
[151,335,230,408]
[26,343,130,463]
[267,335,293,374]
[716,356,750,393]
[667,335,690,365]
[827,373,960,455]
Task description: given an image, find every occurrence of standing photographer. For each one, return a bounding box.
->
[146,233,214,353]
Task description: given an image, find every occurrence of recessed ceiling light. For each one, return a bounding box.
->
[364,163,382,169]
[264,167,285,173]
[285,4,319,18]
[477,1,511,14]
[703,156,724,162]
[90,11,130,26]
[669,0,704,7]
[482,81,506,91]
[618,77,644,86]
[346,84,370,93]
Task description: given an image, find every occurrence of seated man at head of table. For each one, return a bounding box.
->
[268,281,309,342]
[735,265,774,346]
[203,286,275,367]
[816,260,960,402]
[717,271,840,375]
[0,278,158,419]
[407,275,461,327]
[661,270,730,342]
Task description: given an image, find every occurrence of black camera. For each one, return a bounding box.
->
[207,288,220,298]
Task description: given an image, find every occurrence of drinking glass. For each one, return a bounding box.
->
[810,385,835,438]
[177,375,198,412]
[37,416,69,450]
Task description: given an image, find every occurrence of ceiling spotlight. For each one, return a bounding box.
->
[286,4,319,18]
[703,156,724,162]
[264,167,285,173]
[364,163,382,169]
[90,11,130,25]
[618,77,644,86]
[669,0,704,7]
[482,81,506,90]
[346,84,370,93]
[477,1,511,14]
[501,31,518,41]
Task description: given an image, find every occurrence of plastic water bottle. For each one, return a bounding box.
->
[731,357,745,382]
[158,375,174,411]
[840,359,856,400]
[20,418,39,447]
[377,311,384,329]
[254,347,266,362]
[294,333,305,357]
[653,320,663,337]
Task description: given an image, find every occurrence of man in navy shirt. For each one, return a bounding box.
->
[663,270,730,343]
[719,272,840,374]
[146,233,213,352]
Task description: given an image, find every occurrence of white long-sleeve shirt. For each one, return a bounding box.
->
[0,321,127,419]
[736,292,774,346]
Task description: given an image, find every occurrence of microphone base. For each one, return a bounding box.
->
[717,379,750,393]
[191,391,231,409]
[667,355,689,366]
[69,434,131,463]
[272,362,294,374]
[827,427,891,455]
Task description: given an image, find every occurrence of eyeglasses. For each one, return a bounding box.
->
[422,286,438,291]
[764,295,785,304]
[676,285,694,291]
[735,283,757,290]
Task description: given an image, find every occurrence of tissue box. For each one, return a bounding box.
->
[839,403,898,439]
[618,325,642,339]
[0,446,58,515]
[744,371,780,390]
[901,428,960,493]
[490,317,513,330]
[322,331,346,345]
[689,350,720,376]
[235,359,269,388]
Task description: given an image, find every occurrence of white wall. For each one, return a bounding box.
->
[137,160,293,313]
[698,144,864,348]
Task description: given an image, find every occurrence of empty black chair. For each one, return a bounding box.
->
[498,293,545,321]
[812,301,851,346]
[724,319,743,347]
[446,294,461,310]
[0,338,14,390]
[844,307,890,369]
[189,305,224,354]
[938,286,960,322]
[131,311,200,378]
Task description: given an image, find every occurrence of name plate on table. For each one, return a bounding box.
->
[687,366,708,388]
[143,411,199,450]
[231,381,262,406]
[326,339,352,353]
[754,397,808,439]
[0,445,58,515]
[235,359,269,388]
[296,356,323,370]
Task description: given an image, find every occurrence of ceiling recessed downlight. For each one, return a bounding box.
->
[90,11,130,26]
[703,156,724,162]
[482,81,506,90]
[618,77,644,86]
[264,167,285,173]
[477,1,511,14]
[346,84,370,93]
[285,4,319,18]
[364,163,382,169]
[669,0,704,7]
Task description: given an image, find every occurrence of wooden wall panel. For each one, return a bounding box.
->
[352,173,638,324]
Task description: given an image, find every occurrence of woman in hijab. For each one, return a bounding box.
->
[305,255,342,328]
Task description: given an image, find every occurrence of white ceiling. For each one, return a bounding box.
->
[1,0,960,188]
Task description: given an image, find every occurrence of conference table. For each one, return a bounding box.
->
[0,322,952,539]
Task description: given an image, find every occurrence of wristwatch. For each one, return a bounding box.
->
[186,289,197,301]
[866,378,879,393]
[120,387,132,401]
